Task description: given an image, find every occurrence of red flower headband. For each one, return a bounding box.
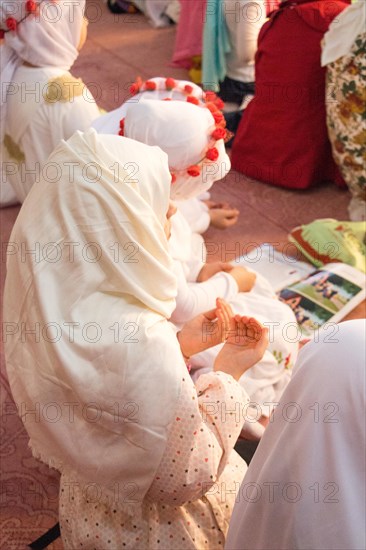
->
[0,0,50,38]
[119,77,231,183]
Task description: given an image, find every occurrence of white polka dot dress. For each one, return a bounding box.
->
[59,372,248,549]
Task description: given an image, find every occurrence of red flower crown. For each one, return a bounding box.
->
[119,77,231,183]
[0,0,49,38]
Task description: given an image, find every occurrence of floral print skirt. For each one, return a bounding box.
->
[326,33,366,218]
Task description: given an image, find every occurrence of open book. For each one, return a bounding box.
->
[236,244,365,336]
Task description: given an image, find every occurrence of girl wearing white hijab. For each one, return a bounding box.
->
[93,76,240,232]
[0,0,100,205]
[226,319,366,550]
[4,128,269,548]
[115,95,299,417]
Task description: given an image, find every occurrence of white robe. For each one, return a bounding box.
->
[226,319,366,550]
[2,66,100,203]
[170,210,299,414]
[4,129,250,549]
[1,0,96,205]
[93,81,297,412]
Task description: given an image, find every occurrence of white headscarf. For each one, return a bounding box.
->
[124,99,231,200]
[226,319,366,550]
[0,0,85,139]
[92,76,205,136]
[92,76,230,199]
[4,129,186,515]
[321,1,366,66]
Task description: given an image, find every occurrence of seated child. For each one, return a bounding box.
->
[94,77,299,418]
[93,76,239,231]
[0,0,100,205]
[4,128,270,549]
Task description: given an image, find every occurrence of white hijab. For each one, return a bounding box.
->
[226,319,366,550]
[92,76,205,136]
[321,1,366,66]
[0,0,85,139]
[4,129,186,515]
[124,99,231,200]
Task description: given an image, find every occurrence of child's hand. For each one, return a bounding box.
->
[214,316,269,381]
[197,261,233,282]
[209,207,240,229]
[177,298,234,359]
[227,266,256,292]
[204,200,231,210]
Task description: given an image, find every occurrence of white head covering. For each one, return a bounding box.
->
[124,99,231,200]
[226,319,366,550]
[92,76,230,200]
[321,1,366,66]
[92,76,205,135]
[0,0,85,139]
[4,129,186,515]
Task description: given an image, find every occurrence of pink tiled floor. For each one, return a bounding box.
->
[0,2,364,548]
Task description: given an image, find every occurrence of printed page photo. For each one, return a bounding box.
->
[278,269,364,336]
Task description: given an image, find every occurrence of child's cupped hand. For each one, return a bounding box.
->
[214,316,269,381]
[177,298,235,359]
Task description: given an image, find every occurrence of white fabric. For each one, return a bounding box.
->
[171,256,239,328]
[132,0,176,27]
[226,319,366,550]
[4,129,185,514]
[92,77,230,200]
[116,88,298,410]
[224,0,267,82]
[1,0,99,205]
[124,99,231,200]
[2,65,100,203]
[59,371,248,548]
[166,182,298,410]
[179,256,298,411]
[92,75,296,413]
[125,100,212,170]
[92,76,204,135]
[349,196,366,222]
[321,1,366,66]
[0,0,85,140]
[177,197,211,234]
[168,207,199,266]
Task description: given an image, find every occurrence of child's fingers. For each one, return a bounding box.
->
[246,317,266,341]
[217,298,236,339]
[215,309,226,342]
[233,316,264,343]
[203,307,219,322]
[209,201,232,210]
[222,207,239,215]
[256,327,269,354]
[216,299,231,335]
[218,298,234,318]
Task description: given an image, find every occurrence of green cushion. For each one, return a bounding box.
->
[289,219,366,273]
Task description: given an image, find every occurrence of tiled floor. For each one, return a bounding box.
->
[0,2,364,548]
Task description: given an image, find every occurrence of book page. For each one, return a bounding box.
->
[234,243,314,292]
[278,263,365,336]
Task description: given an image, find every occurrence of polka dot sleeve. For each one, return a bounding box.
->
[146,372,248,507]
